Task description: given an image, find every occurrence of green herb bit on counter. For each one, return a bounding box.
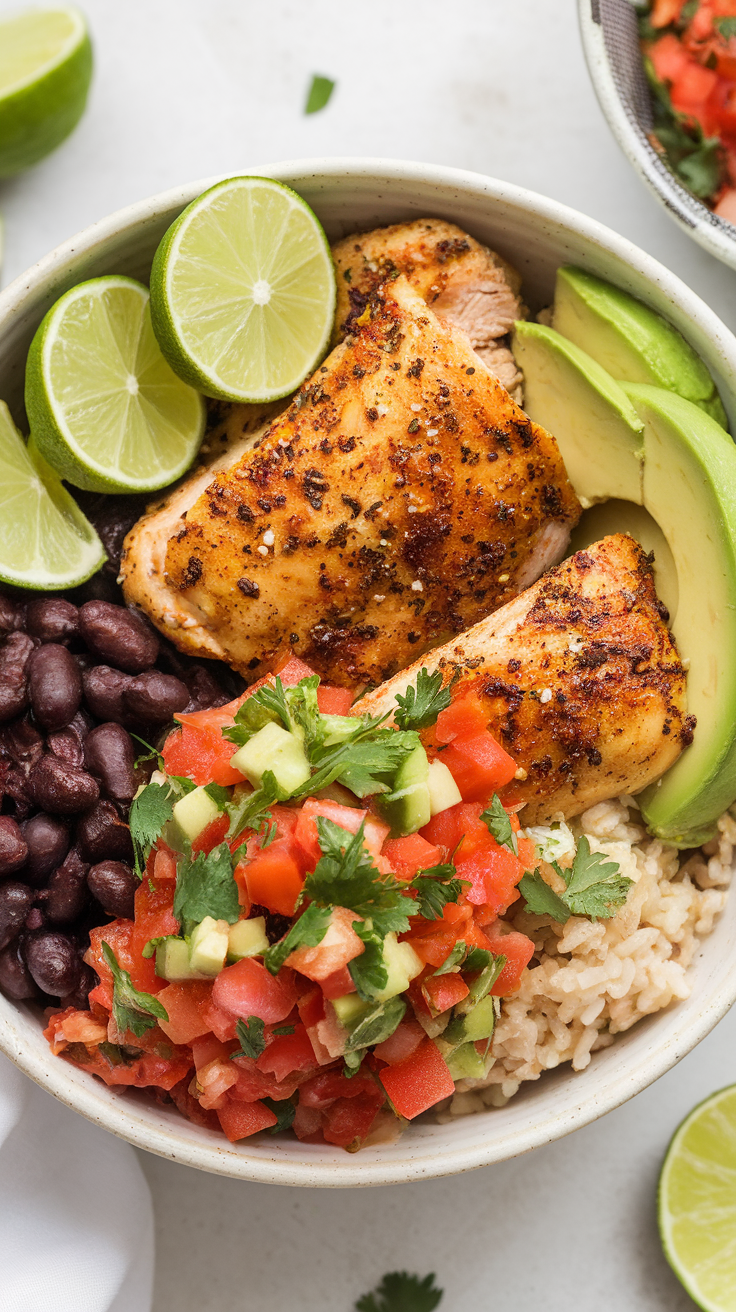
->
[355,1270,444,1312]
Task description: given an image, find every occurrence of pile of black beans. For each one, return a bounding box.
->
[0,588,233,1014]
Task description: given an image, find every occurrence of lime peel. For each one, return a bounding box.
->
[0,7,92,178]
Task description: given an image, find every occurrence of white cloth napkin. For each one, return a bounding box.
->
[0,1054,154,1312]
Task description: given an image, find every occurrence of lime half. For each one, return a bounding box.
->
[149,176,336,403]
[0,7,92,178]
[0,401,104,588]
[659,1084,736,1311]
[25,275,206,493]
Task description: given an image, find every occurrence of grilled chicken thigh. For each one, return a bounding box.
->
[355,534,691,822]
[122,275,579,686]
[332,218,526,400]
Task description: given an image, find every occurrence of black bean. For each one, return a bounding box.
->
[3,770,33,819]
[3,716,44,767]
[87,860,137,918]
[123,670,189,724]
[27,643,82,731]
[0,939,38,1000]
[76,800,134,864]
[82,664,134,723]
[84,723,137,802]
[0,816,28,875]
[24,929,81,996]
[25,597,79,645]
[24,906,45,932]
[78,600,159,673]
[0,632,34,722]
[0,594,25,638]
[181,664,229,713]
[29,754,100,815]
[45,847,89,925]
[47,727,85,769]
[0,882,33,950]
[60,961,97,1011]
[21,813,70,886]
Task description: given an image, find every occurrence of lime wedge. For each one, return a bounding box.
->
[149,176,336,403]
[25,275,206,493]
[0,7,92,178]
[659,1084,736,1311]
[0,401,104,588]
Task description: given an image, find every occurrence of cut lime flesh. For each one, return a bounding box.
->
[0,7,92,178]
[149,176,336,403]
[25,276,206,493]
[0,401,104,589]
[659,1084,736,1312]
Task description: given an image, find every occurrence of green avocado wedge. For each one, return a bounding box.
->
[552,266,728,429]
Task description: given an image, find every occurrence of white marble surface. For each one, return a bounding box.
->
[2,0,735,1307]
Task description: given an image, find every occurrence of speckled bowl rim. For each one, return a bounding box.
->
[1,157,736,1188]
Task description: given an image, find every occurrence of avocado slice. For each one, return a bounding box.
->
[552,266,728,429]
[427,758,462,815]
[624,385,736,844]
[227,917,269,962]
[512,321,644,506]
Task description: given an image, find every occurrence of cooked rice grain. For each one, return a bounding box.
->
[434,799,735,1123]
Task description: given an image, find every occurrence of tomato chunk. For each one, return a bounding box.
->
[156,982,213,1045]
[484,930,535,995]
[316,685,354,716]
[191,813,229,855]
[373,1017,425,1066]
[382,833,442,879]
[256,1025,317,1081]
[212,958,297,1024]
[286,906,364,981]
[242,839,305,917]
[294,798,389,867]
[457,841,523,915]
[322,1087,384,1147]
[379,1039,455,1119]
[422,972,470,1014]
[441,731,517,803]
[435,692,488,744]
[217,1099,278,1142]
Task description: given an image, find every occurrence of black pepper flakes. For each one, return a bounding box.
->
[237,577,260,599]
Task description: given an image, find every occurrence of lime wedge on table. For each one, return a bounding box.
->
[659,1084,736,1311]
[0,401,104,589]
[0,7,92,178]
[149,176,336,403]
[25,275,206,493]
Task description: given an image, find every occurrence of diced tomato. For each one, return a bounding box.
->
[200,998,238,1042]
[458,841,523,915]
[242,839,305,917]
[649,31,690,82]
[162,719,245,788]
[156,982,213,1045]
[422,800,497,862]
[297,985,325,1029]
[77,1047,192,1090]
[132,881,178,984]
[484,930,535,995]
[192,1033,235,1070]
[86,918,161,998]
[650,0,685,29]
[435,692,488,744]
[322,1086,385,1147]
[299,1068,376,1109]
[316,685,354,716]
[212,957,297,1024]
[382,833,442,880]
[441,731,517,803]
[379,1039,455,1119]
[217,1098,278,1142]
[198,1057,238,1108]
[671,61,719,117]
[191,813,229,856]
[169,1076,220,1131]
[256,1024,317,1081]
[151,844,177,883]
[405,924,460,968]
[319,964,357,1000]
[272,654,319,684]
[373,1017,425,1066]
[292,1101,324,1142]
[286,906,364,981]
[517,836,536,869]
[422,972,470,1015]
[294,798,389,868]
[229,1057,299,1102]
[463,919,493,951]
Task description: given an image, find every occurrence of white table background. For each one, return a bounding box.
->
[1,1,735,1307]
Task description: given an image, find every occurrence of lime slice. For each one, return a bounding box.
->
[0,400,104,588]
[659,1084,736,1311]
[0,7,92,178]
[25,275,206,493]
[149,176,336,403]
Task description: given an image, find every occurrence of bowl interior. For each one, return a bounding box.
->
[2,159,736,1186]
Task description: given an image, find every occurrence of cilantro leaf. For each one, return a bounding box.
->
[129,781,176,874]
[305,819,417,935]
[518,870,571,921]
[262,1096,296,1133]
[481,794,518,855]
[463,946,491,974]
[297,724,418,799]
[716,15,736,39]
[464,952,506,1006]
[204,782,230,809]
[348,925,389,1001]
[520,836,632,923]
[226,770,287,841]
[271,1025,295,1036]
[263,903,332,976]
[393,668,451,732]
[222,678,290,748]
[231,1016,267,1060]
[410,862,466,920]
[433,940,467,975]
[356,1271,443,1312]
[101,942,168,1039]
[343,1048,366,1077]
[344,996,406,1050]
[172,843,240,934]
[643,55,725,201]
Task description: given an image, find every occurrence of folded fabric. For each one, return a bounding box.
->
[0,1054,154,1312]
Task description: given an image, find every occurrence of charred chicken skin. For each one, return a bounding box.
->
[355,534,692,822]
[122,275,579,687]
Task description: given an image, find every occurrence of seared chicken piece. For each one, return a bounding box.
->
[355,535,692,822]
[123,276,580,687]
[332,218,526,400]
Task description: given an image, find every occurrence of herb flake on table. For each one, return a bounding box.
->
[355,1271,444,1312]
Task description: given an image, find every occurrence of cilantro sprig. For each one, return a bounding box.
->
[304,818,417,936]
[356,1272,443,1312]
[231,1016,267,1060]
[263,903,332,976]
[409,862,466,920]
[519,836,632,923]
[393,668,451,732]
[481,794,518,855]
[129,781,176,875]
[101,942,169,1038]
[172,843,240,935]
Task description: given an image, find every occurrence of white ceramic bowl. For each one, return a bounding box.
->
[2,158,736,1188]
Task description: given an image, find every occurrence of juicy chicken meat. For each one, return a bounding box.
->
[122,275,580,687]
[332,218,526,400]
[355,535,692,822]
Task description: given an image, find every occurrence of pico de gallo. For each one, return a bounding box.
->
[640,0,736,220]
[44,656,538,1150]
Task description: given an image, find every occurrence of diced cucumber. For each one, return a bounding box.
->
[320,714,362,745]
[189,916,230,976]
[446,1041,489,1081]
[231,721,311,793]
[155,936,203,982]
[373,932,424,1002]
[379,743,431,835]
[427,758,462,815]
[171,785,221,846]
[227,917,269,961]
[332,993,372,1028]
[444,993,496,1046]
